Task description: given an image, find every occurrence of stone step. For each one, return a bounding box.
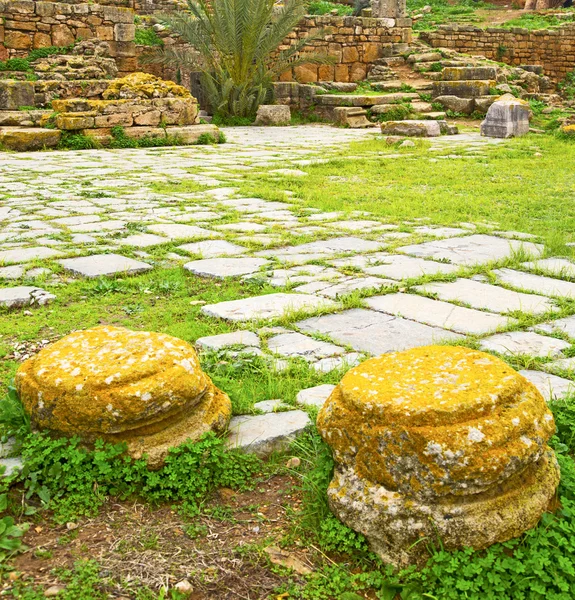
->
[432,80,495,98]
[316,93,420,107]
[442,66,498,81]
[407,52,443,64]
[421,111,447,119]
[0,127,61,151]
[83,124,220,145]
[370,81,404,92]
[0,109,53,127]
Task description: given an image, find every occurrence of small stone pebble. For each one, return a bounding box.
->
[286,457,301,469]
[175,579,194,595]
[44,585,65,597]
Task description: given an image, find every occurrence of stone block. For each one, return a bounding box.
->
[480,93,531,138]
[94,112,133,128]
[133,109,161,126]
[434,95,474,114]
[164,124,221,144]
[4,30,32,50]
[442,66,498,81]
[0,127,61,151]
[51,24,75,47]
[333,107,374,128]
[56,112,96,130]
[432,80,493,98]
[114,23,135,43]
[380,120,442,137]
[254,104,291,126]
[0,80,34,110]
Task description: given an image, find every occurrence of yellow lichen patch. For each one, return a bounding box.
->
[318,346,556,498]
[102,73,192,100]
[16,326,231,467]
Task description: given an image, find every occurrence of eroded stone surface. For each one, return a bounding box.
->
[59,254,152,278]
[183,258,268,279]
[297,309,462,355]
[534,315,575,339]
[15,326,231,467]
[296,384,336,409]
[519,370,575,401]
[0,286,55,308]
[480,331,570,358]
[195,330,260,350]
[202,293,336,322]
[318,346,559,567]
[399,234,542,266]
[226,410,310,457]
[364,255,458,279]
[267,332,344,361]
[417,278,556,315]
[494,268,575,299]
[178,240,247,258]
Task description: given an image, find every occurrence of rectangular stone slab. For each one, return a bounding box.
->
[480,331,570,358]
[58,254,152,278]
[521,258,575,279]
[399,234,543,266]
[533,315,575,339]
[365,255,459,280]
[366,293,514,335]
[201,293,337,322]
[519,370,575,402]
[494,268,575,299]
[297,308,463,355]
[0,247,63,264]
[417,278,556,315]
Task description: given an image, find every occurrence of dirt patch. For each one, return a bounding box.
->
[7,475,313,599]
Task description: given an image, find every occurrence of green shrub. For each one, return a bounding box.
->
[307,1,353,16]
[134,27,164,47]
[58,132,101,151]
[559,70,575,100]
[0,58,31,72]
[373,103,411,121]
[0,46,74,72]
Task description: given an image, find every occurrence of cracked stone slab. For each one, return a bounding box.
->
[364,255,459,280]
[58,254,153,278]
[258,237,385,261]
[311,352,363,373]
[148,224,217,240]
[533,315,575,339]
[214,222,268,233]
[178,240,247,258]
[0,247,63,264]
[202,293,337,322]
[413,226,468,238]
[265,265,342,288]
[296,384,336,409]
[184,258,268,279]
[267,332,345,361]
[521,258,575,279]
[398,234,543,266]
[366,292,514,335]
[117,234,168,248]
[195,330,261,350]
[493,268,575,299]
[294,277,394,299]
[519,370,575,402]
[417,278,556,315]
[0,265,25,280]
[480,331,570,358]
[297,308,463,355]
[0,286,55,308]
[226,410,311,457]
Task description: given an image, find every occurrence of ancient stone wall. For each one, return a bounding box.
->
[421,24,575,82]
[0,0,137,73]
[133,0,185,14]
[280,16,412,83]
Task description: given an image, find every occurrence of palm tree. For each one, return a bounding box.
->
[150,0,329,118]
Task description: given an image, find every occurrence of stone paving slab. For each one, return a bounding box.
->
[117,234,168,248]
[522,258,575,279]
[226,410,311,457]
[545,357,575,373]
[0,247,63,264]
[294,276,394,299]
[533,315,575,339]
[148,224,217,240]
[296,384,336,409]
[494,268,575,299]
[184,258,268,279]
[195,330,261,350]
[0,286,55,308]
[178,240,247,258]
[267,332,345,361]
[417,278,556,315]
[58,254,153,278]
[398,234,543,266]
[297,308,463,355]
[364,255,459,280]
[480,331,570,358]
[366,292,514,335]
[311,353,363,373]
[202,293,337,322]
[519,370,575,401]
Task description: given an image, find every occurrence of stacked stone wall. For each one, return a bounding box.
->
[421,24,575,82]
[0,0,137,73]
[133,0,185,14]
[281,15,412,83]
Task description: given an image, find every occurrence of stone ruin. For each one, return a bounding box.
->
[15,326,231,468]
[318,345,559,567]
[0,41,219,151]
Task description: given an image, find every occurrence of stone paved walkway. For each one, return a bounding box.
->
[2,125,574,406]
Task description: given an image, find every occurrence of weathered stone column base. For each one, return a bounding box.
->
[328,449,560,568]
